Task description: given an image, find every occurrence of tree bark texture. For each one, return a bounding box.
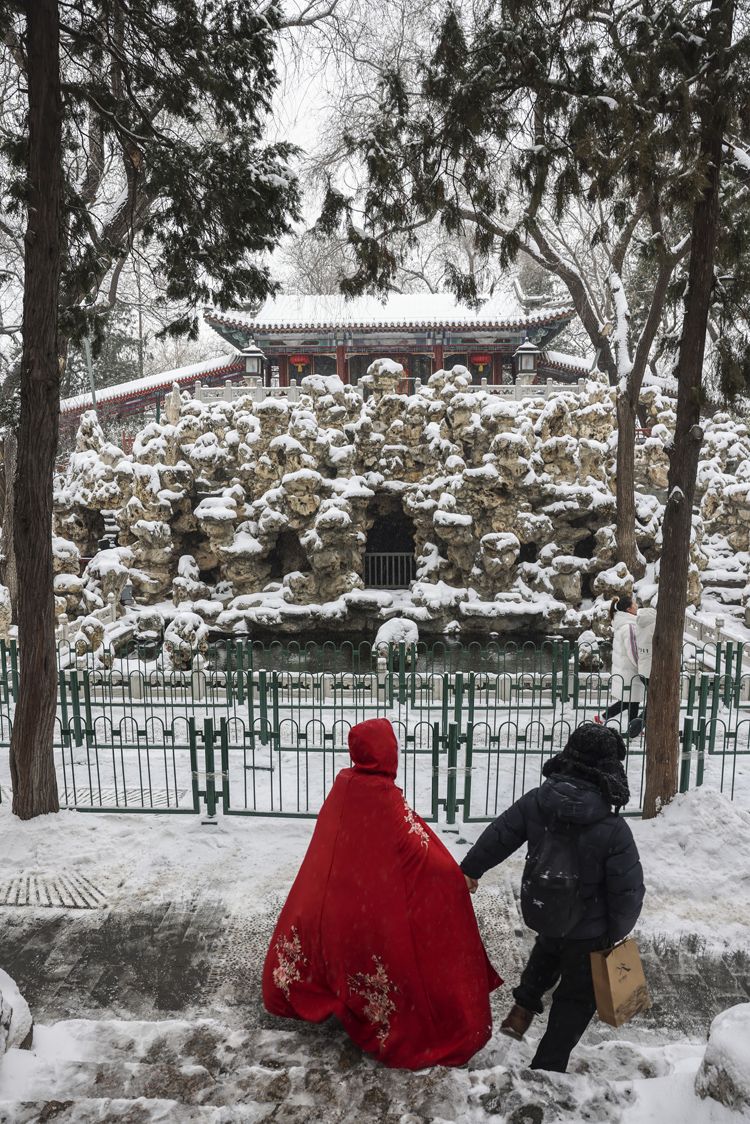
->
[642,0,735,818]
[9,0,62,818]
[0,433,19,620]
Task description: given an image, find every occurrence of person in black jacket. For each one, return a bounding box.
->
[460,722,645,1073]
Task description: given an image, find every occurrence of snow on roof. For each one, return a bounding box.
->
[206,292,575,333]
[60,354,243,416]
[542,350,594,373]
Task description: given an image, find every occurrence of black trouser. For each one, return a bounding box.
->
[513,934,607,1073]
[603,699,640,723]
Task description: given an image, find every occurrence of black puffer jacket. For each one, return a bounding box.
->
[460,774,645,942]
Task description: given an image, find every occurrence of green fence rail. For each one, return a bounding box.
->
[0,639,747,819]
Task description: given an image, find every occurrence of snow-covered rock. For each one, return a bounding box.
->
[163,612,209,670]
[0,968,32,1052]
[374,618,419,655]
[695,1003,750,1112]
[51,364,739,637]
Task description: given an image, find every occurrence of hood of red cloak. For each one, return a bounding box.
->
[348,718,398,778]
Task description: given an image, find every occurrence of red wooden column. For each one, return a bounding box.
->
[433,343,444,373]
[279,354,289,387]
[336,344,348,383]
[492,352,504,385]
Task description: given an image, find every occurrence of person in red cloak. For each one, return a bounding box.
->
[262,717,502,1069]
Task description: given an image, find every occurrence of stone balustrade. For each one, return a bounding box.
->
[192,375,588,405]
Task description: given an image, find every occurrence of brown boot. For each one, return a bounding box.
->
[500,1004,534,1040]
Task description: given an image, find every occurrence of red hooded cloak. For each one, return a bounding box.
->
[262,717,501,1069]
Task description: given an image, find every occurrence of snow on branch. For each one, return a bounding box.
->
[609,271,633,385]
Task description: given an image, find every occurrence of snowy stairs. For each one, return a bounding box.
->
[1,1017,310,1122]
[0,1013,640,1123]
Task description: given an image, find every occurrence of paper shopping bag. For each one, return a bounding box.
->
[590,938,651,1027]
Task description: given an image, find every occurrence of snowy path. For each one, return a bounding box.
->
[1,1014,738,1123]
[1,793,749,1121]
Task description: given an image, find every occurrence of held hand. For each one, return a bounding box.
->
[464,874,478,894]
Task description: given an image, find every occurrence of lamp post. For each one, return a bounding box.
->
[513,337,542,385]
[241,340,267,386]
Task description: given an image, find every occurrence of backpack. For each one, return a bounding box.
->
[520,820,586,938]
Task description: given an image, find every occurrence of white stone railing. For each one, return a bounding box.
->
[684,609,748,655]
[56,594,118,643]
[192,375,588,406]
[474,377,587,399]
[193,378,311,405]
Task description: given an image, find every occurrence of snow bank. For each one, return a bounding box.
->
[0,968,32,1053]
[632,789,750,950]
[696,1003,750,1112]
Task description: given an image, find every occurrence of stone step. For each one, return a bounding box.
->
[2,1098,225,1122]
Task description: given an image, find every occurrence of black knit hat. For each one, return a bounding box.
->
[542,721,630,809]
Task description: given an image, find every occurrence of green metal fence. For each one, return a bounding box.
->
[0,639,748,819]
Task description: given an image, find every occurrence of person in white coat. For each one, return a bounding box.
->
[630,605,657,737]
[636,605,656,681]
[594,594,644,736]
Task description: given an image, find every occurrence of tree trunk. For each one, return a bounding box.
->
[615,393,645,579]
[642,0,734,818]
[9,0,63,819]
[0,432,19,620]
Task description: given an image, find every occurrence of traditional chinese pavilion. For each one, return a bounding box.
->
[58,292,590,450]
[205,292,586,387]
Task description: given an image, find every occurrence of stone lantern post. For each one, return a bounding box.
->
[513,338,542,385]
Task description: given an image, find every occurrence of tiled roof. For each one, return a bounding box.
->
[206,292,575,334]
[60,355,244,416]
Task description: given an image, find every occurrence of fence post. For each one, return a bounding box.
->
[732,644,743,709]
[561,639,570,703]
[59,670,70,748]
[236,640,245,706]
[397,643,407,703]
[0,641,8,707]
[69,670,84,747]
[189,718,201,812]
[192,668,205,702]
[462,723,473,822]
[431,722,441,820]
[723,640,733,707]
[445,723,459,825]
[203,718,217,817]
[271,671,280,754]
[695,674,710,788]
[453,672,464,731]
[219,718,231,811]
[257,669,268,744]
[129,670,143,701]
[9,640,18,702]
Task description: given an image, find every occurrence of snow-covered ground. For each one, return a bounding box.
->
[0,786,748,1120]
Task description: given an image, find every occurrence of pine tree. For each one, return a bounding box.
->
[643,0,739,817]
[0,0,303,818]
[317,0,750,575]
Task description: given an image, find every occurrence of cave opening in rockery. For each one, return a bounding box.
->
[268,529,310,582]
[364,497,417,589]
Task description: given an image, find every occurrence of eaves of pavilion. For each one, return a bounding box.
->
[204,292,580,385]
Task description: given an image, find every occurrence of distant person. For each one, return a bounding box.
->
[631,604,657,737]
[461,722,645,1073]
[594,594,644,737]
[263,718,502,1069]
